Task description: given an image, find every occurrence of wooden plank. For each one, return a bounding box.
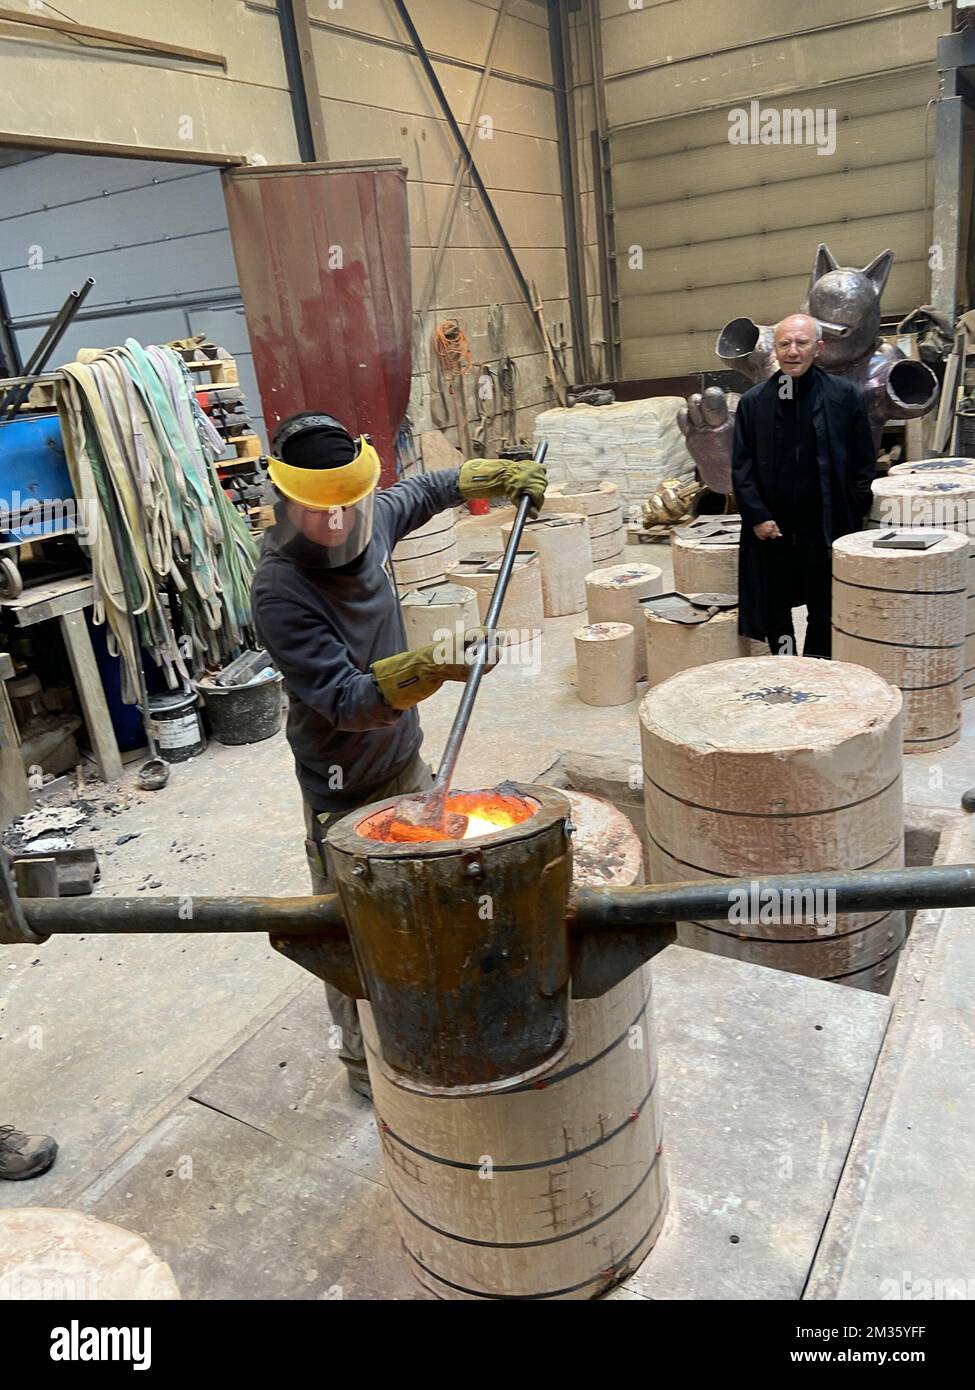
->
[59,609,122,784]
[0,6,228,69]
[0,676,28,831]
[0,132,246,167]
[3,578,95,629]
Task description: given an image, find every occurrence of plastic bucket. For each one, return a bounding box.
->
[148,690,205,763]
[197,671,284,746]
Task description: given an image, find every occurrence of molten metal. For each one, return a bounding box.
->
[360,786,538,844]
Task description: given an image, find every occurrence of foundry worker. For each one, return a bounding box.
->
[251,413,547,1099]
[732,313,876,657]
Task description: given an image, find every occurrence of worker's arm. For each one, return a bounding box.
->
[376,456,549,549]
[375,470,463,548]
[731,395,774,530]
[847,385,877,522]
[256,600,401,732]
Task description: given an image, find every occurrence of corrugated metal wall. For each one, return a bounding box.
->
[305,0,571,446]
[594,0,950,380]
[0,153,265,444]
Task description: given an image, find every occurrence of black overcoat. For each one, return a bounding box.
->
[731,366,876,641]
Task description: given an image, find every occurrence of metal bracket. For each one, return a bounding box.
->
[462,849,484,879]
[0,850,46,944]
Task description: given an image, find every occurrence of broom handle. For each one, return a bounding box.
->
[432,441,546,796]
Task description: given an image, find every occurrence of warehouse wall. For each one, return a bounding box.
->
[0,0,571,457]
[586,0,951,380]
[304,0,570,450]
[0,0,298,164]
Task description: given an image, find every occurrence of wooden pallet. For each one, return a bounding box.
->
[230,433,263,460]
[0,376,58,411]
[248,504,275,532]
[183,357,239,386]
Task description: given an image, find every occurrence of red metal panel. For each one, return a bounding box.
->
[223,161,412,487]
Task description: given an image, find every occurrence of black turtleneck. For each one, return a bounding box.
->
[771,366,822,533]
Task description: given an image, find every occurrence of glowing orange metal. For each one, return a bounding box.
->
[360,788,537,844]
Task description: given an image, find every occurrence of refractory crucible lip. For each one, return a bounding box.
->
[327,782,572,860]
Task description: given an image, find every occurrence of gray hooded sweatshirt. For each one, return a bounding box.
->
[251,470,462,812]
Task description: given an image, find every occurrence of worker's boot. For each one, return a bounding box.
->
[0,1125,58,1180]
[345,1066,373,1103]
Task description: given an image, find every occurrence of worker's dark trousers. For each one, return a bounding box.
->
[303,751,435,1087]
[763,530,832,659]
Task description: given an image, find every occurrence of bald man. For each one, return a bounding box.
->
[732,313,876,657]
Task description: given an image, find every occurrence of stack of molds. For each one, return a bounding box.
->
[640,656,906,993]
[833,529,967,754]
[869,473,975,699]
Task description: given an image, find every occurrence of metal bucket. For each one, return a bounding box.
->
[148,691,204,763]
[197,672,284,745]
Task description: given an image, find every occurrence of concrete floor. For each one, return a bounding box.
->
[2,519,974,1298]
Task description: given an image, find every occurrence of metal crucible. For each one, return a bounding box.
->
[325,783,573,1095]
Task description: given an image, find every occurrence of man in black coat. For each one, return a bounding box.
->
[732,313,877,656]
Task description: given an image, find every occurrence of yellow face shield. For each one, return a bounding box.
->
[266,436,381,511]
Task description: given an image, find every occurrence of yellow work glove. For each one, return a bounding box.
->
[372,627,501,710]
[458,457,548,516]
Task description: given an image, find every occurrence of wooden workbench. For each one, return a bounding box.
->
[2,574,123,784]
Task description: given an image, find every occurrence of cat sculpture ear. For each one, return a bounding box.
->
[862,248,894,298]
[811,243,839,287]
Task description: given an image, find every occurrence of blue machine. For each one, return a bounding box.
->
[0,412,76,542]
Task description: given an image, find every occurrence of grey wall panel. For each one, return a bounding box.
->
[0,176,228,272]
[2,233,239,321]
[15,310,197,368]
[0,156,218,216]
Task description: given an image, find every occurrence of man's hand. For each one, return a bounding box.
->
[459,457,548,516]
[753,520,782,540]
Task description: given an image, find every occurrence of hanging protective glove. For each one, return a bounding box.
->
[458,457,548,516]
[372,627,501,710]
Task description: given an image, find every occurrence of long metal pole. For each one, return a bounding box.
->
[0,277,95,421]
[572,863,975,931]
[25,894,347,937]
[17,862,975,939]
[431,441,545,801]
